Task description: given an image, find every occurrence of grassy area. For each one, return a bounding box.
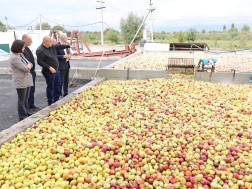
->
[82,30,252,50]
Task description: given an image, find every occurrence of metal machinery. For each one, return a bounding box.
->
[169,43,209,52]
[69,30,136,57]
[197,58,217,81]
[167,57,196,77]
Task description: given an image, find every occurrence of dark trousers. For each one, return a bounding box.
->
[42,68,61,106]
[28,70,36,108]
[16,87,30,121]
[59,68,69,97]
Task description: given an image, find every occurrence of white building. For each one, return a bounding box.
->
[0,30,59,54]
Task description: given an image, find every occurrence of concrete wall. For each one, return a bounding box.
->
[68,68,168,80]
[2,66,250,84]
[144,43,170,52]
[196,72,251,84]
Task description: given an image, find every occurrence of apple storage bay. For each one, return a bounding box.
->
[0,50,252,189]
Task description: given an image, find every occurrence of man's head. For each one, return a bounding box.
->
[22,34,32,47]
[42,36,54,48]
[51,38,56,45]
[60,34,68,44]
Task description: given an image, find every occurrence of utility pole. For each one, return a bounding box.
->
[39,15,42,30]
[149,0,155,42]
[4,16,8,28]
[96,1,105,45]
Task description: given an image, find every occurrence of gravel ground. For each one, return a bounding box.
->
[0,74,90,132]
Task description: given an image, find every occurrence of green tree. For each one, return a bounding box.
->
[223,25,226,31]
[241,24,250,32]
[176,32,185,43]
[52,25,65,31]
[230,23,235,30]
[186,28,197,42]
[0,21,7,32]
[35,22,51,30]
[105,29,119,43]
[120,12,144,43]
[229,23,238,39]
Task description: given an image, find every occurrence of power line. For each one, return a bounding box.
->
[40,15,101,28]
[103,21,113,29]
[41,15,61,25]
[16,16,40,28]
[64,22,101,28]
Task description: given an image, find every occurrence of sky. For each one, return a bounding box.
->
[1,0,252,32]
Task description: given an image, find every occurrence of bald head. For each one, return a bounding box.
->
[60,34,68,44]
[22,34,32,47]
[43,36,54,48]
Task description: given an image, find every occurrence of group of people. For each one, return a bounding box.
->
[10,33,72,121]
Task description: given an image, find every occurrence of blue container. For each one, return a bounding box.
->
[212,58,217,64]
[202,58,209,65]
[250,72,252,83]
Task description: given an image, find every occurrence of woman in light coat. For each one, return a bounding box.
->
[10,40,33,121]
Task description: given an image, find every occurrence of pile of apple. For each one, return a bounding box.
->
[0,79,252,189]
[114,52,252,72]
[168,74,195,79]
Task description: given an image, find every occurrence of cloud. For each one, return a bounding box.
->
[1,0,252,32]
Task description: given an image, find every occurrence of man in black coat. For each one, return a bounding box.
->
[22,34,40,111]
[56,34,71,97]
[36,36,70,106]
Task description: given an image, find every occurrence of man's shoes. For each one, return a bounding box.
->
[27,112,33,116]
[30,106,41,111]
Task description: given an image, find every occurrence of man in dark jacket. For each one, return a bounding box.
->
[36,36,70,106]
[56,34,71,97]
[22,34,40,111]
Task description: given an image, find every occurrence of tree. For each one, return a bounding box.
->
[35,22,51,30]
[223,25,226,31]
[120,12,144,43]
[230,23,235,30]
[229,23,238,39]
[241,24,250,32]
[105,29,119,43]
[186,28,197,42]
[176,32,185,43]
[0,21,7,32]
[52,25,65,31]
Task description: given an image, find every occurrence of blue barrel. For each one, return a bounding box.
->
[250,73,252,83]
[202,58,209,65]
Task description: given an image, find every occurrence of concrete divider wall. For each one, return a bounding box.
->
[68,68,168,80]
[1,66,250,84]
[196,72,251,84]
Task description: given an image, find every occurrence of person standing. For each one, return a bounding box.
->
[10,40,33,121]
[57,34,72,97]
[36,36,70,106]
[22,34,40,111]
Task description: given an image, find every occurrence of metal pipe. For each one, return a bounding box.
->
[129,10,151,46]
